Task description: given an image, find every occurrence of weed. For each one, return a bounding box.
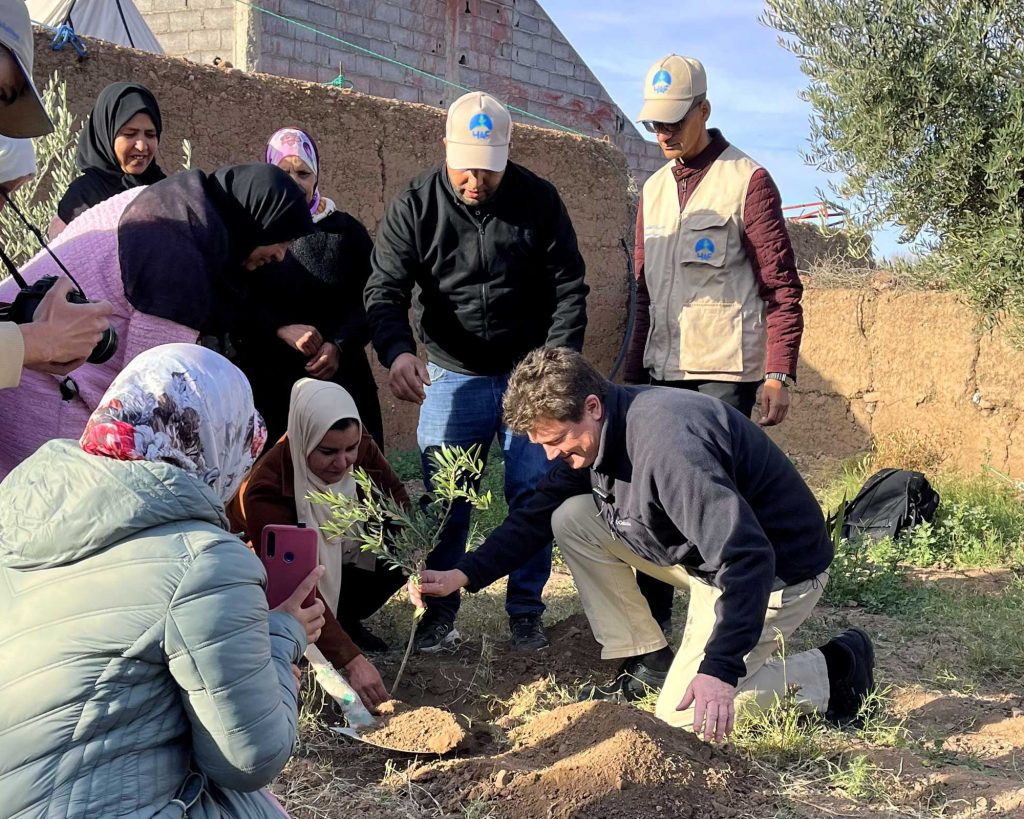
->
[826,753,894,801]
[461,797,495,818]
[823,537,921,614]
[732,686,831,769]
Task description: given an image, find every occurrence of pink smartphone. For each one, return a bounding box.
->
[260,524,318,609]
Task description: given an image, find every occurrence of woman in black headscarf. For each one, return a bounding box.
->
[0,163,313,475]
[52,82,166,233]
[229,127,384,448]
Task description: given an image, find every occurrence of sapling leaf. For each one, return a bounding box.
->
[311,445,489,698]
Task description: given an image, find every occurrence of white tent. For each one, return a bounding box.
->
[28,0,164,54]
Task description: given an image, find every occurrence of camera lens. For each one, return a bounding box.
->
[87,325,118,365]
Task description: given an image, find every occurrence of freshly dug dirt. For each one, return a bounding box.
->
[359,700,466,754]
[406,701,773,819]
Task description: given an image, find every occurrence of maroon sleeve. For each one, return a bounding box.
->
[623,194,651,384]
[741,168,803,378]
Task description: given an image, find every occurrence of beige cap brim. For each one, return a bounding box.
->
[446,140,509,172]
[637,97,692,125]
[0,54,53,138]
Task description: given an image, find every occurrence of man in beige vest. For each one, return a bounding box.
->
[623,54,806,635]
[623,54,803,423]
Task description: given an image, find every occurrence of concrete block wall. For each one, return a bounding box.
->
[138,0,666,183]
[134,0,240,68]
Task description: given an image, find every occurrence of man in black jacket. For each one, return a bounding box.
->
[411,348,875,741]
[364,92,588,652]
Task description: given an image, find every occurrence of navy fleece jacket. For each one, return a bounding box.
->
[457,385,832,685]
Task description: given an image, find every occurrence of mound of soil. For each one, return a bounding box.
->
[406,701,771,819]
[359,701,466,754]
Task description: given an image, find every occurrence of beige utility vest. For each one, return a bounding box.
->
[641,146,767,382]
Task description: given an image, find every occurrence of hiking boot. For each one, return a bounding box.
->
[343,621,390,654]
[578,656,669,703]
[824,627,875,726]
[658,618,673,641]
[413,616,461,654]
[509,614,550,651]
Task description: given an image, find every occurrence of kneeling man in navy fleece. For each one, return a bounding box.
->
[409,347,874,742]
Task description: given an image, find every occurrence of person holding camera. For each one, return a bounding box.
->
[0,0,114,389]
[0,163,313,477]
[0,344,323,818]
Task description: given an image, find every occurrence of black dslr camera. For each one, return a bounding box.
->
[0,275,118,364]
[0,188,118,366]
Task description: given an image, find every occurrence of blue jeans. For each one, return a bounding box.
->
[417,362,554,622]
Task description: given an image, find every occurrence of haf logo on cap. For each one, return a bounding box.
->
[469,113,493,140]
[652,69,672,94]
[695,237,715,260]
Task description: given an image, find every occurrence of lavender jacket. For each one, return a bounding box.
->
[0,189,198,477]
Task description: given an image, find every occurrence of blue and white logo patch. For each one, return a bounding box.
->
[695,237,716,260]
[469,113,493,140]
[652,70,672,94]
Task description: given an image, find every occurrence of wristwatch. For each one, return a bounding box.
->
[765,372,794,386]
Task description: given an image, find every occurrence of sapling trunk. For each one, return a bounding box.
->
[392,588,425,698]
[310,445,490,716]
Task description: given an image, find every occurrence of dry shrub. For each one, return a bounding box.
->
[869,429,953,476]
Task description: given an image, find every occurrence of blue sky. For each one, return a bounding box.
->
[541,0,902,257]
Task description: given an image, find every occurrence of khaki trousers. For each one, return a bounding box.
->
[552,494,831,729]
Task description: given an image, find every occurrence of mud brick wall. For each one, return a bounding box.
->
[32,33,634,450]
[29,35,1024,475]
[768,290,1024,478]
[134,0,666,183]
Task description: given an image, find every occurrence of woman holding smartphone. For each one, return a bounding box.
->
[229,378,409,711]
[0,344,325,818]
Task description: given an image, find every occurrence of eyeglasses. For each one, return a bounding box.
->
[642,99,704,135]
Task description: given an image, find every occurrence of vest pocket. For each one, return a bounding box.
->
[677,214,729,268]
[678,301,744,374]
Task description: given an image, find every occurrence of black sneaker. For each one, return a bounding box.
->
[824,627,875,726]
[578,656,669,703]
[413,616,461,653]
[509,614,550,651]
[343,621,390,653]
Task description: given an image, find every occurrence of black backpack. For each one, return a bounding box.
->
[834,468,940,542]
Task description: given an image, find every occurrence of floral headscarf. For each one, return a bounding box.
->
[80,344,267,504]
[265,127,336,223]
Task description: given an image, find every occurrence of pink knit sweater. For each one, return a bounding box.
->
[0,189,199,477]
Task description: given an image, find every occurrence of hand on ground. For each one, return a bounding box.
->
[277,324,323,356]
[678,672,737,742]
[344,654,389,711]
[306,341,339,379]
[273,566,326,644]
[758,379,791,426]
[388,352,431,404]
[407,569,469,608]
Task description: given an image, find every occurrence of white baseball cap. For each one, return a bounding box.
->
[445,91,512,172]
[637,54,707,125]
[0,0,53,138]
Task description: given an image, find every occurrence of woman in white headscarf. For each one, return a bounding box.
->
[229,378,409,711]
[0,343,326,818]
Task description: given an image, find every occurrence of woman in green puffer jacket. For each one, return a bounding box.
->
[0,343,325,818]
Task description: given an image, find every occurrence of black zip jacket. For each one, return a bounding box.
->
[457,385,833,686]
[365,162,588,375]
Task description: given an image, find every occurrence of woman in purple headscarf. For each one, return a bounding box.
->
[230,127,383,449]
